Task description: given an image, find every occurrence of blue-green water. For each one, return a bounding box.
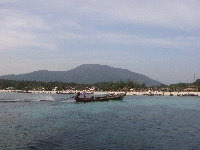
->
[1,92,200,150]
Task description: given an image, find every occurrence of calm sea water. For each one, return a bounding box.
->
[0,92,200,150]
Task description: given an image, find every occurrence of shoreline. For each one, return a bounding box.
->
[125,91,200,96]
[0,90,200,96]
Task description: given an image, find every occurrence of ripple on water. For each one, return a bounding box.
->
[1,95,200,149]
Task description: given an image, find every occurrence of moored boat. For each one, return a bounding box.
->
[182,93,198,96]
[56,91,76,94]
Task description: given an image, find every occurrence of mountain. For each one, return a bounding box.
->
[0,64,161,86]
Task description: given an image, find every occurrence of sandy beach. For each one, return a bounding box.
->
[0,90,200,96]
[125,91,200,96]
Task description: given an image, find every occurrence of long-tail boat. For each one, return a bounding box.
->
[74,92,124,102]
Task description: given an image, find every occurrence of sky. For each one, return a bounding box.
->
[0,0,200,85]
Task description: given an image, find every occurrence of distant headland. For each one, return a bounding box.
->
[0,64,161,86]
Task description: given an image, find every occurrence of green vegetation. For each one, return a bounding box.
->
[0,79,146,91]
[196,79,200,92]
[0,79,199,92]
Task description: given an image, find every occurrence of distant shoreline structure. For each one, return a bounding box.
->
[0,90,199,96]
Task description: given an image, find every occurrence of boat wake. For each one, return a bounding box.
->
[0,93,56,102]
[0,92,79,103]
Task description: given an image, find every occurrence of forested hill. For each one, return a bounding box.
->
[0,64,161,86]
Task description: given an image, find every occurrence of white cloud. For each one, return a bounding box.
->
[0,0,199,84]
[39,0,200,30]
[3,15,51,31]
[0,30,56,51]
[1,0,199,52]
[0,8,55,51]
[115,1,200,30]
[68,31,200,51]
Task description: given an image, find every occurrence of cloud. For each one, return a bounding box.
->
[0,30,56,51]
[33,0,200,51]
[110,0,200,30]
[17,0,200,30]
[1,0,199,52]
[58,31,200,51]
[0,8,55,51]
[3,15,51,31]
[0,0,199,84]
[38,0,200,30]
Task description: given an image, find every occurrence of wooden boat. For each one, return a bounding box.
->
[182,93,198,96]
[74,94,124,102]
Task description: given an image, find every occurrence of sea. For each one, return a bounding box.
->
[1,92,200,150]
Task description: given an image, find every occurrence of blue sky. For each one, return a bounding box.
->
[0,0,200,85]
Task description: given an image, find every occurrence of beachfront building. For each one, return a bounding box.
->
[121,87,128,92]
[5,87,13,90]
[160,88,170,92]
[66,86,76,91]
[38,87,45,91]
[183,85,197,92]
[89,86,97,92]
[52,87,58,91]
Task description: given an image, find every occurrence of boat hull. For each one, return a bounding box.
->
[74,95,124,102]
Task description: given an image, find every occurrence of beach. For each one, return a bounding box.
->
[1,90,200,96]
[126,91,200,96]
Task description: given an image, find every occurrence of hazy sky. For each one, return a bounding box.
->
[0,0,200,85]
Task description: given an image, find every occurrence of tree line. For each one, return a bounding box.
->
[0,79,199,91]
[0,79,146,91]
[157,79,200,92]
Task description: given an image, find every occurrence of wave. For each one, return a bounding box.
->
[0,99,53,102]
[0,92,77,103]
[0,98,76,103]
